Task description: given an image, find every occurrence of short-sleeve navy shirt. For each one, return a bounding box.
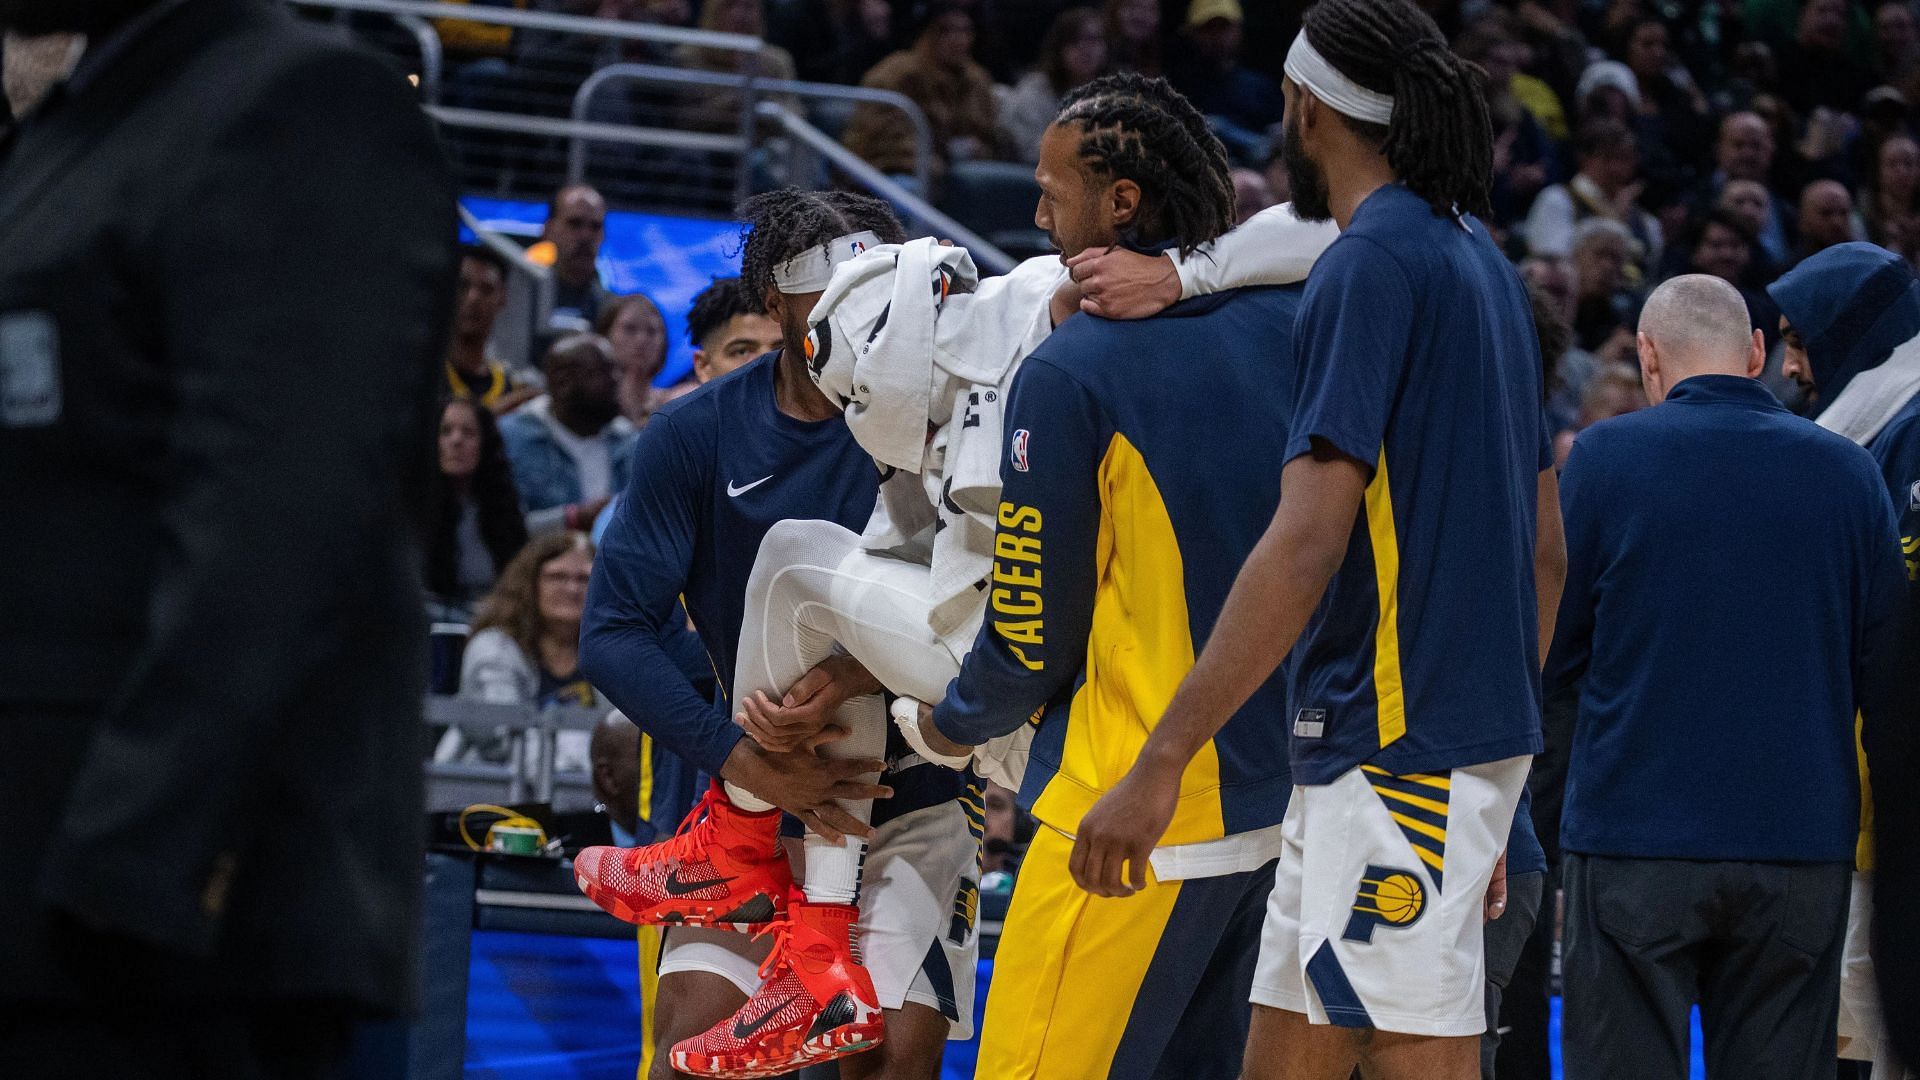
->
[1284,184,1547,784]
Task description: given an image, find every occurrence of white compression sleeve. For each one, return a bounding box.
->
[730,519,961,905]
[1171,201,1342,299]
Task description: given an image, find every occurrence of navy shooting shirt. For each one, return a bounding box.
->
[581,353,963,823]
[1284,184,1548,785]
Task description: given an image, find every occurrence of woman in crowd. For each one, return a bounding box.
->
[1862,130,1920,263]
[998,7,1109,163]
[425,397,528,615]
[596,292,668,427]
[435,531,598,771]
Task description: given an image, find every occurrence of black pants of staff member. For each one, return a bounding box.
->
[1562,853,1850,1080]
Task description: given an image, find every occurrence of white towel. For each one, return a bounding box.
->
[808,241,1063,655]
[1818,332,1920,447]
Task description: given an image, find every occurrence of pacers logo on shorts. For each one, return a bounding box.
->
[1342,864,1425,943]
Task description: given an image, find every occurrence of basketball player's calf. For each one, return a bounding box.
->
[838,1003,949,1080]
[1244,1007,1478,1080]
[650,972,750,1080]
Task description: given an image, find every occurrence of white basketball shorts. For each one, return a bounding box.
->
[1251,754,1530,1037]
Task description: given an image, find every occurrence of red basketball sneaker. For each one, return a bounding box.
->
[572,786,789,928]
[671,900,886,1079]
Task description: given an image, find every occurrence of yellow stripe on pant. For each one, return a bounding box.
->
[978,825,1183,1080]
[636,924,664,1080]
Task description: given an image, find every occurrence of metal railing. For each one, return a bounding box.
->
[426,695,606,805]
[568,62,935,197]
[292,0,763,54]
[758,102,1017,274]
[288,0,1016,268]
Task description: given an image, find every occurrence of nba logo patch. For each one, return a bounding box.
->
[1909,478,1919,511]
[1342,864,1426,943]
[1011,428,1030,472]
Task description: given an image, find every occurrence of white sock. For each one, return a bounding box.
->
[723,780,775,814]
[801,833,865,906]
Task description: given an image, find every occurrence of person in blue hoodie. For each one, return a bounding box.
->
[1767,242,1920,1075]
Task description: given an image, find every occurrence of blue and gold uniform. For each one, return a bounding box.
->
[934,284,1303,1080]
[1248,185,1546,1038]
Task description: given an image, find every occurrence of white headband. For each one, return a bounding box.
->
[1284,32,1394,125]
[772,230,883,294]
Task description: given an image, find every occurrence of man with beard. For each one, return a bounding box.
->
[0,0,455,1077]
[894,72,1320,1080]
[500,333,637,533]
[1073,0,1563,1077]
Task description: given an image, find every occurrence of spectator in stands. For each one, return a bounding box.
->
[1552,362,1648,467]
[436,531,599,772]
[596,293,667,427]
[528,183,611,332]
[1104,0,1162,77]
[1863,131,1920,262]
[1525,253,1603,429]
[1575,58,1640,125]
[1875,0,1920,82]
[446,245,540,414]
[770,0,893,86]
[1799,178,1868,263]
[997,7,1109,164]
[842,2,1004,189]
[1169,0,1282,166]
[1527,118,1664,268]
[687,275,783,384]
[1229,167,1273,224]
[673,0,798,133]
[1697,112,1795,267]
[1571,218,1645,350]
[1669,208,1780,333]
[1617,16,1714,173]
[591,710,644,846]
[1778,0,1879,114]
[426,398,529,613]
[501,334,637,533]
[1717,178,1774,244]
[1458,19,1557,226]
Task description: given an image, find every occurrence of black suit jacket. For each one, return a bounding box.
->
[0,0,456,1012]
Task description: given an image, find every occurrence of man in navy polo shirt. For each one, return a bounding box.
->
[1546,274,1907,1079]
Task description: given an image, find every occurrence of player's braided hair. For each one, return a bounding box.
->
[1299,0,1494,220]
[1054,72,1235,256]
[736,188,906,308]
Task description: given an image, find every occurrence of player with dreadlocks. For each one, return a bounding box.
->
[575,188,985,1080]
[1072,0,1565,1076]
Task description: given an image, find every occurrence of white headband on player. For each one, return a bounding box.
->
[772,230,884,294]
[1284,32,1395,125]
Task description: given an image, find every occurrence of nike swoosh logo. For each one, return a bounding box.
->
[663,869,732,896]
[727,475,773,497]
[733,995,797,1039]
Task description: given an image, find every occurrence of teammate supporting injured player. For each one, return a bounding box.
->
[1070,2,1564,1077]
[576,191,977,1080]
[889,74,1338,1080]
